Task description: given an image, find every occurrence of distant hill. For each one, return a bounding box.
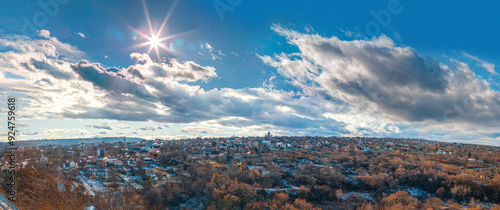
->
[0,137,145,148]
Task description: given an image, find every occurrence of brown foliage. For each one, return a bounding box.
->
[11,168,87,210]
[423,197,443,210]
[376,191,417,210]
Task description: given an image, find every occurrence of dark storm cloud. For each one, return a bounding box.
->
[126,66,145,80]
[70,60,156,101]
[261,25,500,125]
[31,58,75,80]
[86,122,113,130]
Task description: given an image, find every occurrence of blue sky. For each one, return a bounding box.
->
[0,0,499,145]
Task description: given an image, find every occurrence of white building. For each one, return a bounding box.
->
[40,153,48,163]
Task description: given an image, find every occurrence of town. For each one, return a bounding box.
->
[1,133,500,209]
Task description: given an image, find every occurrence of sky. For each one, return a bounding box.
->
[0,0,500,145]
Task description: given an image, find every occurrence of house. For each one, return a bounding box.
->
[217,143,228,150]
[203,148,214,156]
[40,153,48,163]
[262,140,271,145]
[77,159,86,168]
[143,157,155,165]
[64,161,77,170]
[128,158,136,166]
[97,160,105,167]
[276,142,286,149]
[1,162,10,174]
[98,148,105,157]
[113,159,124,166]
[146,144,155,152]
[247,150,257,155]
[188,154,204,161]
[248,165,270,176]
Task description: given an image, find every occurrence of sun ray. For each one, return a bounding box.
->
[156,0,179,38]
[147,45,154,55]
[154,45,161,60]
[141,0,155,39]
[134,30,151,40]
[130,0,193,62]
[156,29,196,43]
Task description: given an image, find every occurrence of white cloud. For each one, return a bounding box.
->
[263,76,276,90]
[0,33,85,62]
[19,130,39,135]
[138,126,162,131]
[42,42,56,57]
[262,25,500,124]
[0,34,327,138]
[204,43,213,51]
[461,51,496,74]
[77,32,86,38]
[2,28,500,145]
[199,43,225,60]
[180,126,218,134]
[127,53,217,82]
[324,111,400,136]
[87,122,113,130]
[0,34,101,121]
[79,130,90,135]
[39,29,51,39]
[304,24,315,33]
[259,24,500,142]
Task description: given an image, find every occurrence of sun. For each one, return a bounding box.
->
[148,35,161,48]
[130,0,180,61]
